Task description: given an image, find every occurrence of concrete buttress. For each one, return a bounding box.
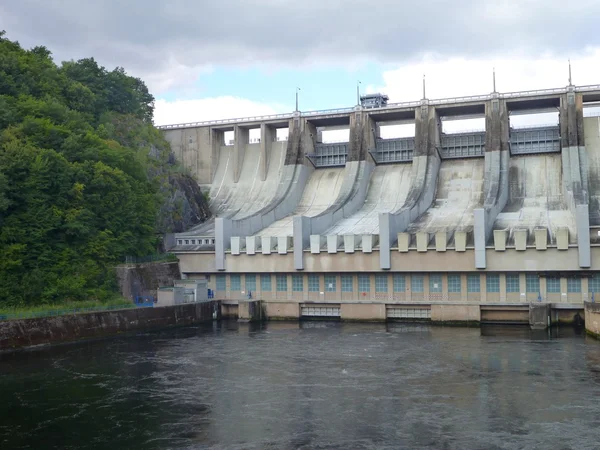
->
[474,98,510,268]
[379,102,441,269]
[560,90,591,267]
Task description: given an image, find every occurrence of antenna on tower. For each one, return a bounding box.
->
[422,74,426,100]
[568,59,573,86]
[493,67,496,93]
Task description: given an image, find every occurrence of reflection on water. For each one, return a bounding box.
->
[1,321,600,449]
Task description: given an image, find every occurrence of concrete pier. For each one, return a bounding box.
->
[584,302,600,339]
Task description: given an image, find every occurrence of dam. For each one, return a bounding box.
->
[160,83,600,323]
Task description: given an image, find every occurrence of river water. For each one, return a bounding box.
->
[1,322,600,449]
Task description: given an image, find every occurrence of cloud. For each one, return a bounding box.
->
[2,0,600,95]
[373,50,600,102]
[153,96,287,126]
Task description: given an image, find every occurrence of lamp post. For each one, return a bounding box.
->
[295,87,301,112]
[356,80,361,106]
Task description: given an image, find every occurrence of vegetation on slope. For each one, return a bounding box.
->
[0,31,205,307]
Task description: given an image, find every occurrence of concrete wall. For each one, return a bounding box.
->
[585,302,600,338]
[178,246,600,275]
[0,302,220,351]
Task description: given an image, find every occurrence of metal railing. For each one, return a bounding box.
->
[156,84,600,130]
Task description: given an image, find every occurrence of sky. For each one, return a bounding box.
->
[2,0,600,133]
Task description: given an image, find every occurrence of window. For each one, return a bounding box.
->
[486,274,500,293]
[526,274,539,293]
[276,275,287,292]
[308,274,319,292]
[292,274,303,292]
[393,274,405,292]
[448,274,461,293]
[261,274,272,291]
[245,274,256,292]
[230,274,241,291]
[358,274,370,292]
[467,274,480,293]
[324,275,336,292]
[567,278,581,293]
[546,277,560,293]
[589,275,600,293]
[411,275,424,293]
[429,274,442,293]
[216,275,226,291]
[177,240,182,245]
[185,240,189,245]
[506,274,520,293]
[341,275,353,292]
[375,274,388,293]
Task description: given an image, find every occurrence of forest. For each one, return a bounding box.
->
[0,31,182,307]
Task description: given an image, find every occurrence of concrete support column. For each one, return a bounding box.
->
[215,217,232,271]
[210,129,223,184]
[480,274,487,303]
[475,98,510,269]
[560,277,568,303]
[519,273,527,303]
[233,125,249,183]
[285,115,316,166]
[538,277,546,301]
[499,273,507,302]
[560,90,590,268]
[347,109,373,162]
[379,102,441,269]
[460,274,468,302]
[582,277,589,302]
[259,124,274,181]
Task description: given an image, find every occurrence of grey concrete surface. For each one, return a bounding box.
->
[257,167,345,237]
[324,164,413,236]
[493,154,575,246]
[407,158,484,235]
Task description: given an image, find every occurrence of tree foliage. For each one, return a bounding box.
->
[0,32,166,306]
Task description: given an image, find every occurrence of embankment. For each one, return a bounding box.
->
[0,301,220,352]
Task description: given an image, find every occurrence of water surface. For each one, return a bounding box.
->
[1,322,600,449]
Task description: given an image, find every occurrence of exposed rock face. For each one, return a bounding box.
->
[116,261,181,301]
[156,173,211,234]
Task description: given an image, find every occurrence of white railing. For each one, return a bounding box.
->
[156,84,600,130]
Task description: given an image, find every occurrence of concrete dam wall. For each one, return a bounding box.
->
[163,86,600,317]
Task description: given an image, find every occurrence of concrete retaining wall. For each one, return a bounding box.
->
[585,302,600,338]
[0,302,220,352]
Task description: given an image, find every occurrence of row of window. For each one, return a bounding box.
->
[177,238,215,246]
[215,274,592,293]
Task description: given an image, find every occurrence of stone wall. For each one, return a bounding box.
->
[585,302,600,339]
[116,261,181,301]
[0,301,220,351]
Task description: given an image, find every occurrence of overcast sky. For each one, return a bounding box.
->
[2,0,600,129]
